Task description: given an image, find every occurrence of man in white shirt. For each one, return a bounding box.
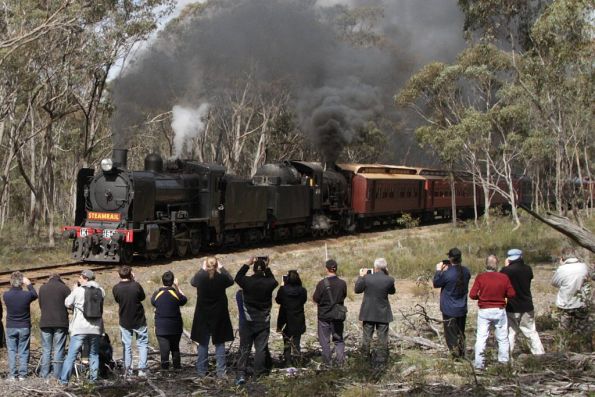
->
[551,248,592,352]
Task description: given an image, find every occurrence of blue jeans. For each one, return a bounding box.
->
[120,326,148,371]
[60,334,99,384]
[40,327,68,379]
[196,340,226,377]
[6,328,31,378]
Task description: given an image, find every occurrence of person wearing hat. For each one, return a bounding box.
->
[433,248,471,357]
[234,257,279,383]
[500,248,545,356]
[312,259,347,366]
[469,255,516,369]
[551,247,592,352]
[59,269,105,385]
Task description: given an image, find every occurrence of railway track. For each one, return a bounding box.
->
[0,262,116,287]
[0,223,448,288]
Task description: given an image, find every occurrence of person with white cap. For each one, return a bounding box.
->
[500,248,545,355]
[59,269,105,385]
[354,257,395,365]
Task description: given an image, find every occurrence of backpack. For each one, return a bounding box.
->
[83,286,104,320]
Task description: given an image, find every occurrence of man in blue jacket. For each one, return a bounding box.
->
[3,271,38,380]
[433,248,471,358]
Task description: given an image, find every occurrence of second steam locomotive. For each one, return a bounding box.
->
[63,149,529,262]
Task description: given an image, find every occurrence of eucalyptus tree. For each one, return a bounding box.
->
[0,0,172,242]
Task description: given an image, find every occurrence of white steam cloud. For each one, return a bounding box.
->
[171,103,209,158]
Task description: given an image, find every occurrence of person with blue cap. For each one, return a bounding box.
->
[501,248,545,356]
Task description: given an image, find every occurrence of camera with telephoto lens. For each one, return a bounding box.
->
[257,256,269,264]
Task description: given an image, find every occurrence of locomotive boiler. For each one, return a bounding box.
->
[63,151,353,262]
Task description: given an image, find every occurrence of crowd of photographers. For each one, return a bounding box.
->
[0,247,592,384]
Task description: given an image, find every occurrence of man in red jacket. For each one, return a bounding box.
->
[469,255,516,369]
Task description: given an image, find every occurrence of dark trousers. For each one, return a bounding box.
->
[317,320,345,366]
[361,322,389,363]
[282,334,301,366]
[237,321,270,377]
[443,314,466,357]
[559,307,593,352]
[156,334,182,369]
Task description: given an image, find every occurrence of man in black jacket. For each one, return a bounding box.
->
[112,266,148,377]
[354,258,396,364]
[313,259,347,366]
[235,257,278,383]
[38,274,71,379]
[500,249,545,355]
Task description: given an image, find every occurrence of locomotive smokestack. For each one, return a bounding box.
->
[112,149,128,169]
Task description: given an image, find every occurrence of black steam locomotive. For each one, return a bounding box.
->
[63,149,353,262]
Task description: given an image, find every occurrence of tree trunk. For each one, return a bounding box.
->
[472,172,478,227]
[449,171,456,227]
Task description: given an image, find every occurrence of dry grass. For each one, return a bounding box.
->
[0,214,593,396]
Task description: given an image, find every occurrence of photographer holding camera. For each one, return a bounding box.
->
[275,270,307,366]
[354,258,395,365]
[433,248,471,358]
[313,259,347,366]
[235,256,278,383]
[190,257,234,378]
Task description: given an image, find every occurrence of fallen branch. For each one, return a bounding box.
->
[147,378,166,397]
[389,330,444,350]
[519,205,595,253]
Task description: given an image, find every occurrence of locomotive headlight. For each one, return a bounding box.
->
[100,158,113,172]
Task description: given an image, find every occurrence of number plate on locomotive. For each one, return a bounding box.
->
[102,229,116,239]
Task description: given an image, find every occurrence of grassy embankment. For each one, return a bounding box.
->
[0,213,593,396]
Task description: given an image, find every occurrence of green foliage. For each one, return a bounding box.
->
[397,213,420,229]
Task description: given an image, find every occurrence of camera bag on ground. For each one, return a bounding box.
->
[82,286,104,319]
[323,278,347,321]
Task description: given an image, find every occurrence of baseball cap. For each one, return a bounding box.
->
[447,248,462,260]
[507,249,522,262]
[325,259,338,271]
[81,269,95,280]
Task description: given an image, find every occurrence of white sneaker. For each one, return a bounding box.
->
[137,370,148,378]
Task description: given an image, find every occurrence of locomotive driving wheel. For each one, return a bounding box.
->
[190,232,201,256]
[159,230,174,259]
[175,239,189,258]
[120,245,133,264]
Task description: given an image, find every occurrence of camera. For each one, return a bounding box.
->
[442,259,450,265]
[257,256,269,264]
[360,268,372,275]
[282,274,288,284]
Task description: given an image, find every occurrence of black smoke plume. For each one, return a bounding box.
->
[111,0,465,163]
